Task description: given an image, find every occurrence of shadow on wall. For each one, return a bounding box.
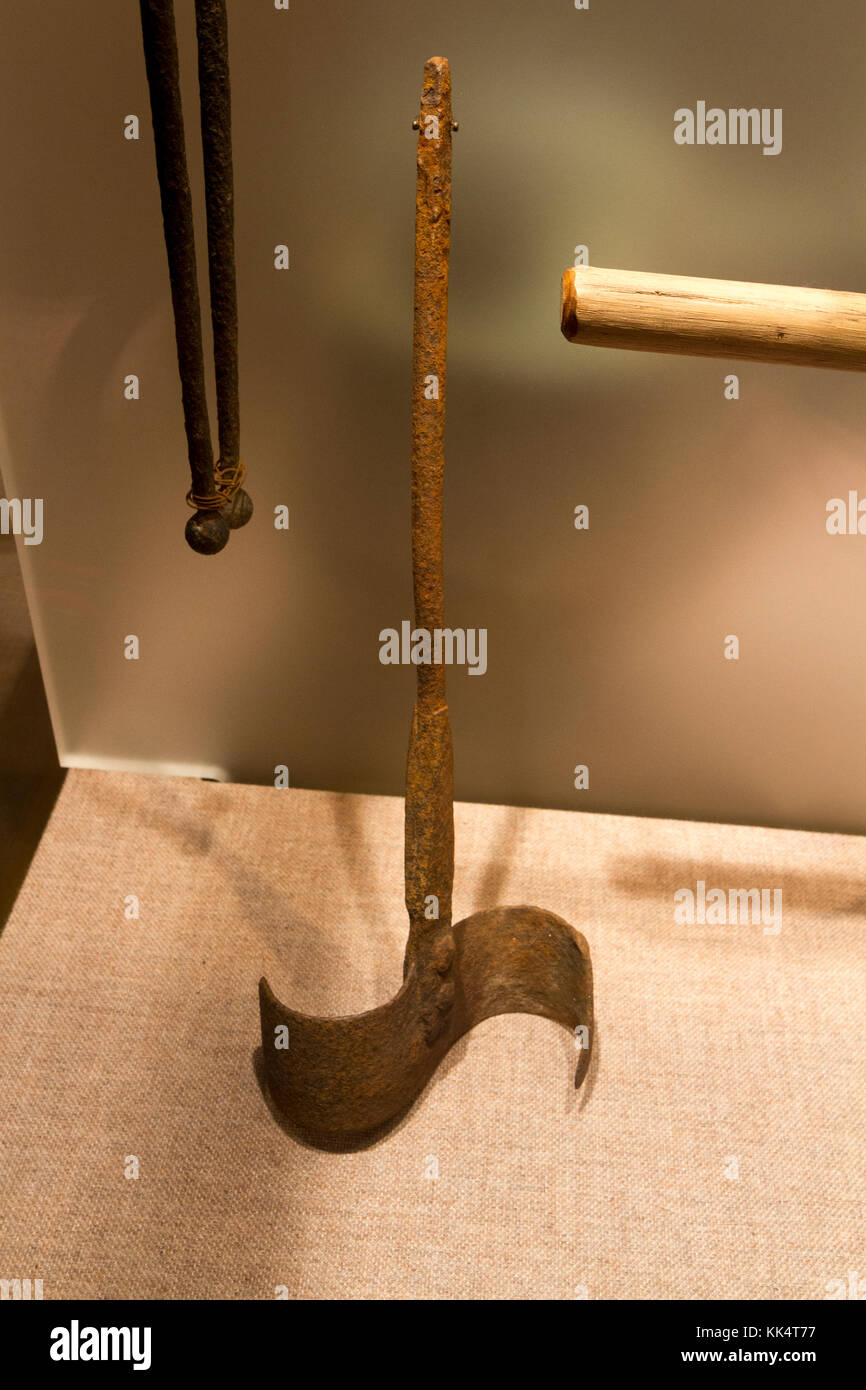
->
[0,526,65,932]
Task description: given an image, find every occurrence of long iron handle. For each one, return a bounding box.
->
[139,0,215,503]
[194,0,240,474]
[403,58,455,977]
[140,0,249,552]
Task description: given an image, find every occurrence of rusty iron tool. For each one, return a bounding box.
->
[139,0,252,554]
[259,57,594,1141]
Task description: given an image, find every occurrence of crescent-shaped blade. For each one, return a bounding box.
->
[259,905,593,1141]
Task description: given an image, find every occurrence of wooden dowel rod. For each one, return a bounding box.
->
[560,265,866,371]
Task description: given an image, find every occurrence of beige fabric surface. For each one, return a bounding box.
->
[1,769,864,1301]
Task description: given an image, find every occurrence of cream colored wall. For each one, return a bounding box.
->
[2,0,865,833]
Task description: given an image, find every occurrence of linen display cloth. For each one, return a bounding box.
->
[1,769,863,1300]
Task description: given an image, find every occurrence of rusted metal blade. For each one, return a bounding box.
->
[260,906,593,1138]
[258,56,594,1143]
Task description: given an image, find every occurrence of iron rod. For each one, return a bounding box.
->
[139,0,215,500]
[194,0,240,471]
[403,57,455,973]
